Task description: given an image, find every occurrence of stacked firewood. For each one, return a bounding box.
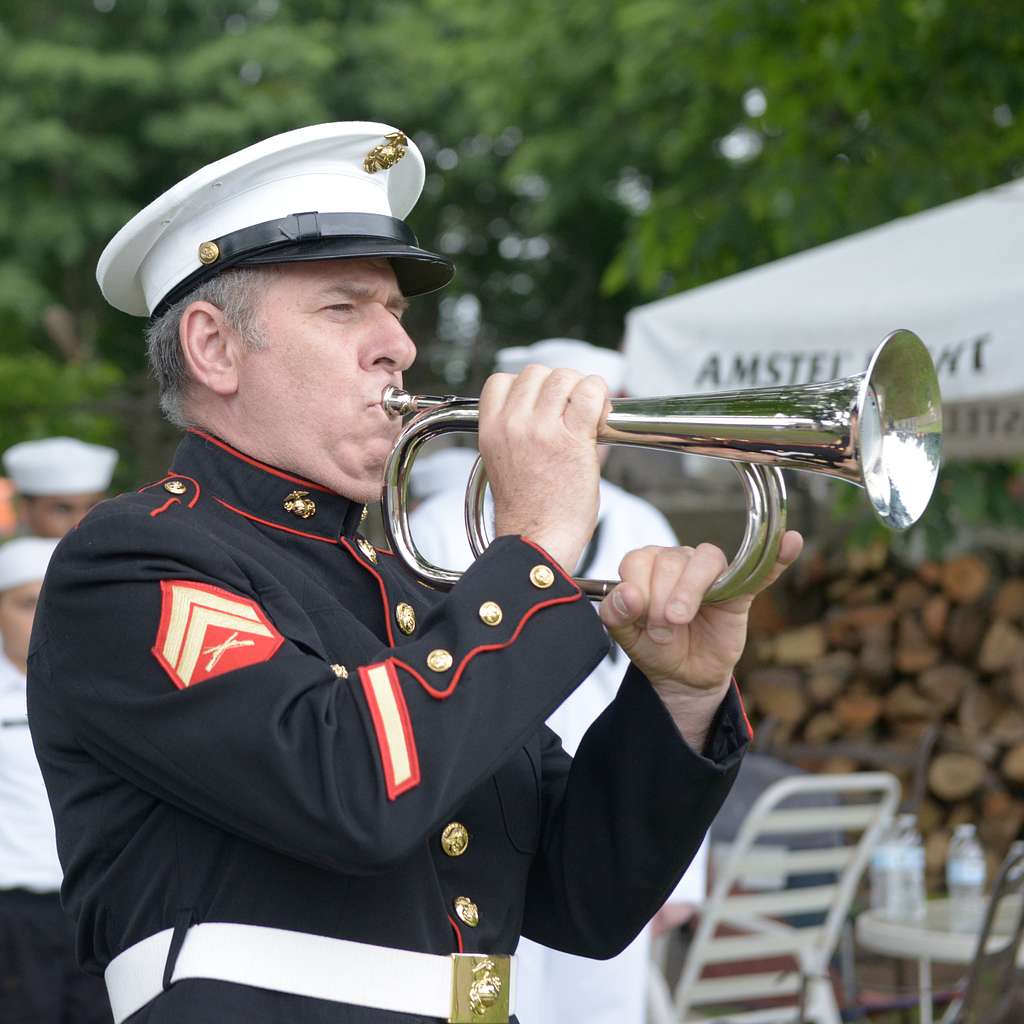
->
[739,542,1024,885]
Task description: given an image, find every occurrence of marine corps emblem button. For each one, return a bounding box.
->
[197,240,220,265]
[163,479,187,495]
[478,601,502,626]
[395,602,416,635]
[441,821,469,857]
[529,565,555,589]
[427,648,453,673]
[283,490,317,519]
[453,896,479,927]
[356,537,378,564]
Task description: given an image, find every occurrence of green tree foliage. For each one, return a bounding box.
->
[0,0,1021,543]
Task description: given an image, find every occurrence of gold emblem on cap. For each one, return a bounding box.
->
[363,131,408,173]
[357,537,378,564]
[330,663,349,679]
[163,479,187,495]
[479,601,503,626]
[396,602,416,635]
[198,240,220,265]
[283,490,317,519]
[427,648,453,673]
[529,565,555,589]
[453,896,479,927]
[441,821,469,857]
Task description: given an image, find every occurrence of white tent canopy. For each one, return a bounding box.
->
[623,179,1024,458]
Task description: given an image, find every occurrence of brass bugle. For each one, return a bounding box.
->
[379,330,942,604]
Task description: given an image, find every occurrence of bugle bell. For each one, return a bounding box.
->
[380,329,942,604]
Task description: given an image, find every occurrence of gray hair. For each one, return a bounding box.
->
[145,266,275,427]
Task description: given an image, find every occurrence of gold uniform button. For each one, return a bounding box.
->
[453,896,479,927]
[283,490,317,519]
[330,663,348,679]
[356,537,378,564]
[163,479,187,495]
[426,648,453,673]
[478,601,503,626]
[395,602,416,635]
[441,821,470,857]
[360,505,369,523]
[198,240,220,265]
[529,565,555,589]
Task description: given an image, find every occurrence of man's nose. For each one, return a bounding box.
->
[370,310,417,373]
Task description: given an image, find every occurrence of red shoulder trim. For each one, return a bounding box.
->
[150,497,179,518]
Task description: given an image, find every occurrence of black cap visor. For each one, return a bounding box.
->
[152,212,454,318]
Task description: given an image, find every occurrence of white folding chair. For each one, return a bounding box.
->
[649,771,899,1024]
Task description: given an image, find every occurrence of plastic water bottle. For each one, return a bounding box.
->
[946,823,986,933]
[895,815,926,922]
[870,819,900,915]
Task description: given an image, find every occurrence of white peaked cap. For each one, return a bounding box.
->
[0,538,59,592]
[3,437,118,496]
[494,338,626,392]
[409,447,480,501]
[97,121,453,318]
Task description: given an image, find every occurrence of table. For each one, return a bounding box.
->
[855,898,1024,1024]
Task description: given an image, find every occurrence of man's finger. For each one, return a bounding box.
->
[598,581,638,634]
[562,374,608,439]
[664,543,729,623]
[645,547,694,642]
[751,531,804,594]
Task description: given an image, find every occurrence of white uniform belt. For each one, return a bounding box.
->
[104,922,517,1024]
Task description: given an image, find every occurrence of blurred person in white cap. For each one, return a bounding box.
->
[407,445,480,515]
[0,538,110,1023]
[3,437,118,538]
[412,338,708,1024]
[28,122,799,1024]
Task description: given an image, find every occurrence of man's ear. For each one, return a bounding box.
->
[179,301,241,397]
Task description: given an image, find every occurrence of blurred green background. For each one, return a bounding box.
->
[1,0,1022,547]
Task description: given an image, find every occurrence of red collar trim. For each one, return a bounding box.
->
[188,429,334,494]
[214,497,341,544]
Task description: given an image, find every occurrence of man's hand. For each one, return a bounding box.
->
[599,535,803,745]
[479,366,608,572]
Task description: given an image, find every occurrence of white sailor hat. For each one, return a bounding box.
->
[2,437,118,496]
[494,338,626,392]
[0,538,59,592]
[97,121,454,318]
[409,447,480,501]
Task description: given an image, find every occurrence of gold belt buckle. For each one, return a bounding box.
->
[449,952,511,1023]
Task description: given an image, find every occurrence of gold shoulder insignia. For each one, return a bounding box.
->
[363,131,408,173]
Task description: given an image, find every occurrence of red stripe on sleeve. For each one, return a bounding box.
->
[358,661,421,800]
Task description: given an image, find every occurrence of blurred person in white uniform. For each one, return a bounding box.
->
[0,538,110,1022]
[409,339,708,1024]
[2,437,118,539]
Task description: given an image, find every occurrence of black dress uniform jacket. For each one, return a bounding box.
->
[27,430,750,1023]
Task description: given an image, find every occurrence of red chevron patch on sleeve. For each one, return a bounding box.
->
[153,580,284,689]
